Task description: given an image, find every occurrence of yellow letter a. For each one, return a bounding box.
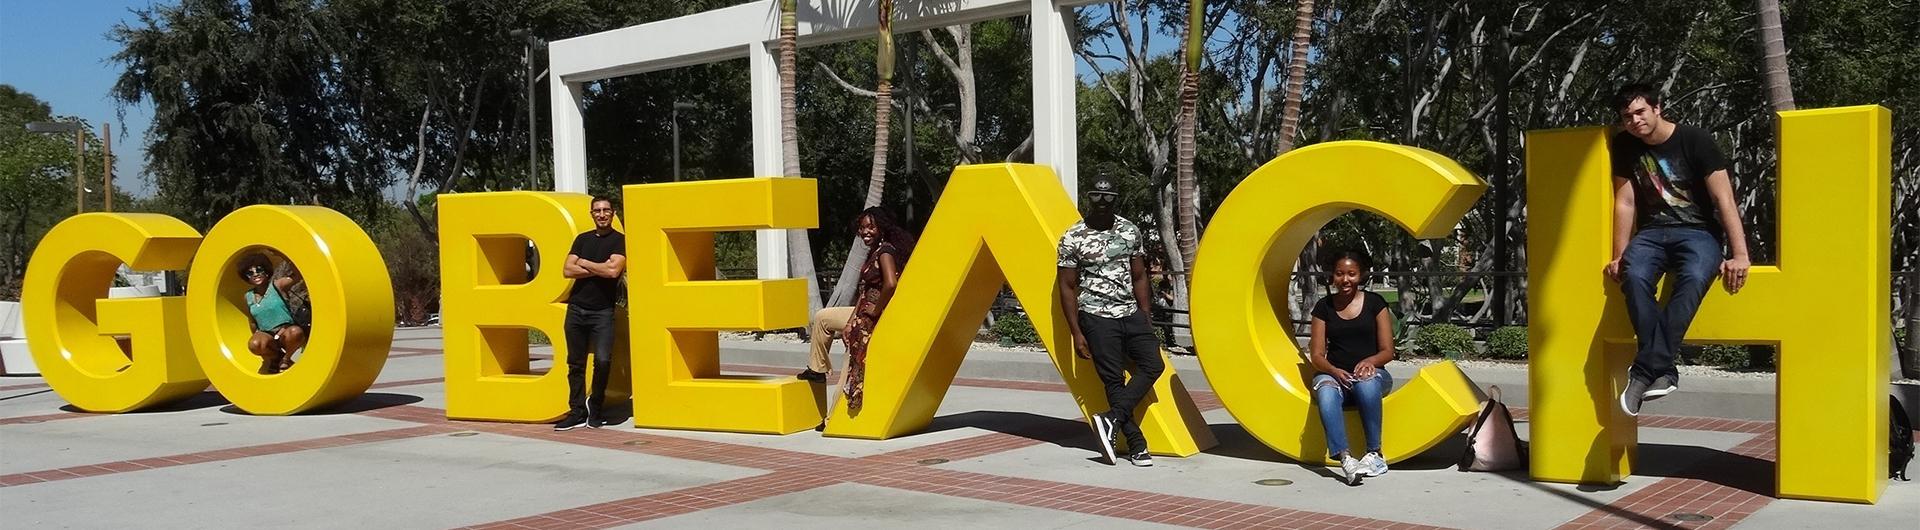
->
[822,163,1216,457]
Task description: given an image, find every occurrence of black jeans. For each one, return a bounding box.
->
[564,305,616,418]
[1080,310,1165,453]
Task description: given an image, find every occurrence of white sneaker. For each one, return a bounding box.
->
[1360,451,1388,477]
[1338,455,1365,485]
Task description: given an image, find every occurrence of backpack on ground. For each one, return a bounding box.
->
[1892,395,1913,481]
[1460,385,1527,472]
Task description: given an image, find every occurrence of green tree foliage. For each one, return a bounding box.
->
[0,86,121,298]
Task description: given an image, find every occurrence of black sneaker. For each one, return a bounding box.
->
[797,369,828,383]
[1090,413,1119,464]
[1128,451,1154,467]
[1642,374,1678,402]
[554,413,588,431]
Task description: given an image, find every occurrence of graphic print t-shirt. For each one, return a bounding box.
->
[1610,124,1728,230]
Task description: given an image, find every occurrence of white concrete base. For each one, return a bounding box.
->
[0,338,34,375]
[0,300,20,339]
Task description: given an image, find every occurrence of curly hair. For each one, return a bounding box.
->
[236,253,274,281]
[855,207,917,257]
[1321,247,1373,273]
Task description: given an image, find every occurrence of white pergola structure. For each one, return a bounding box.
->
[548,0,1104,278]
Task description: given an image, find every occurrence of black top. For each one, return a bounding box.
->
[1311,291,1390,372]
[1610,124,1728,231]
[567,229,626,310]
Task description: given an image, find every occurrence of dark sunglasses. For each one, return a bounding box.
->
[1087,192,1119,204]
[244,266,270,277]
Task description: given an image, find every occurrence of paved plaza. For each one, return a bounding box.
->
[2,327,1914,529]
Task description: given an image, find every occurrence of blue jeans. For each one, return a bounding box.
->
[1312,369,1392,457]
[1620,226,1721,384]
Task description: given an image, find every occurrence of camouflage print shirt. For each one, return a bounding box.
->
[1056,217,1147,319]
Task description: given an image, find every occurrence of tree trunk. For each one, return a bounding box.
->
[1173,0,1205,279]
[1754,0,1796,112]
[780,0,824,319]
[1274,0,1314,155]
[1158,184,1192,341]
[829,1,897,307]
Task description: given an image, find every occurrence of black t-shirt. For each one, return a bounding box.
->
[1610,124,1728,231]
[1311,291,1390,372]
[567,230,626,310]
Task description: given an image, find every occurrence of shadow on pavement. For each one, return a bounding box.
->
[60,391,231,414]
[215,392,424,416]
[923,410,1102,453]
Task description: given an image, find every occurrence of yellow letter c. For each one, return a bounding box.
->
[1191,141,1486,464]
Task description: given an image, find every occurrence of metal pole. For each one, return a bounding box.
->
[75,128,85,214]
[526,41,537,190]
[672,105,682,182]
[1489,12,1513,326]
[103,122,113,212]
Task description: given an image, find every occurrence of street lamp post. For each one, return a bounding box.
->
[510,29,549,191]
[25,121,86,214]
[672,101,695,182]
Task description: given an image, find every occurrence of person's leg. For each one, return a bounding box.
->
[586,309,617,423]
[248,331,279,374]
[1113,312,1165,454]
[562,306,591,417]
[1082,312,1127,460]
[1620,229,1672,385]
[1351,369,1393,454]
[1655,228,1724,385]
[807,307,853,374]
[274,325,306,370]
[1311,374,1350,458]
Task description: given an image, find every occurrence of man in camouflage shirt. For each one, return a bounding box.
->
[1056,178,1163,467]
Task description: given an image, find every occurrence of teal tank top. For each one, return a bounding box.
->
[247,286,296,330]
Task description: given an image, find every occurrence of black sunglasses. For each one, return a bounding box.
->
[244,266,270,277]
[1087,193,1119,204]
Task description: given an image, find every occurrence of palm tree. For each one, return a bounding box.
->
[1755,0,1795,112]
[780,0,825,318]
[828,0,898,306]
[1274,0,1314,154]
[1173,0,1205,277]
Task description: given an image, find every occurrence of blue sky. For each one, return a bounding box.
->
[1,0,160,198]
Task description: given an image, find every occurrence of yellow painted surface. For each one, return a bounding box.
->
[625,178,824,434]
[1525,106,1891,503]
[820,164,1216,456]
[23,214,207,412]
[437,192,631,422]
[1190,141,1486,465]
[184,206,394,415]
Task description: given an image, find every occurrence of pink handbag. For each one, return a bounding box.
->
[1459,385,1527,472]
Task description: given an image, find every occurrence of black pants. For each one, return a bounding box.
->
[564,305,616,417]
[1081,311,1165,453]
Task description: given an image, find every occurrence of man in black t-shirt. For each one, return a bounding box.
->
[555,196,627,431]
[1604,84,1752,417]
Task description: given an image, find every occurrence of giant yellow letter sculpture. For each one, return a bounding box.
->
[821,164,1216,456]
[439,192,631,422]
[626,178,823,434]
[1526,106,1891,503]
[1191,141,1486,465]
[23,214,207,412]
[184,206,395,415]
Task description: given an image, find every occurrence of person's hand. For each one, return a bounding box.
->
[1721,256,1750,294]
[1326,368,1355,388]
[1352,361,1377,380]
[1073,335,1093,360]
[1604,259,1623,283]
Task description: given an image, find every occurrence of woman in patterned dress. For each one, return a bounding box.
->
[834,208,913,412]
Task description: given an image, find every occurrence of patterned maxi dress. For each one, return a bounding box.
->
[840,240,905,412]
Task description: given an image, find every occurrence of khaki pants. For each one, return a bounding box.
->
[808,306,855,373]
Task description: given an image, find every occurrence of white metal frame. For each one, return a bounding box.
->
[549,0,1102,278]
